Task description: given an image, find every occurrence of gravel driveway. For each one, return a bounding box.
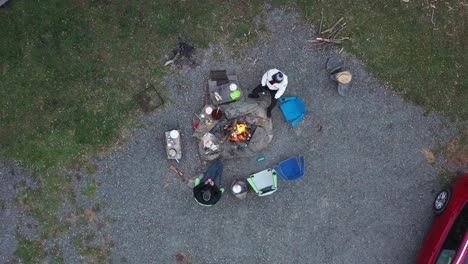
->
[0,9,457,264]
[90,10,456,263]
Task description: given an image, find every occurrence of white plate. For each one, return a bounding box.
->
[205,106,213,115]
[229,83,238,91]
[170,130,179,139]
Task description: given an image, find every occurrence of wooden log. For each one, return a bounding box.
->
[321,17,344,34]
[329,23,347,38]
[169,165,185,182]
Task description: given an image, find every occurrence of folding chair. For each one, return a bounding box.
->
[247,168,278,196]
[278,96,306,128]
[274,156,305,181]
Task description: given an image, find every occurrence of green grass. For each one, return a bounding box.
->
[71,232,113,262]
[49,245,65,264]
[437,169,458,187]
[212,51,222,61]
[15,234,64,264]
[0,199,7,209]
[82,180,98,199]
[16,175,73,240]
[14,232,46,263]
[0,0,262,175]
[274,0,467,121]
[85,164,98,175]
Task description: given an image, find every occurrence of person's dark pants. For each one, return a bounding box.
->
[250,84,278,115]
[201,159,223,187]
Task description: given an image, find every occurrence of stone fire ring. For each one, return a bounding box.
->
[199,95,273,160]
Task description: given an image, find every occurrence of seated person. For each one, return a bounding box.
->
[193,159,225,206]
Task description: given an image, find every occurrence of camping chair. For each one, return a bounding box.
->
[278,96,306,127]
[247,168,278,196]
[274,156,305,181]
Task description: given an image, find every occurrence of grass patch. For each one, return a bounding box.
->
[236,22,252,39]
[16,175,74,240]
[49,245,65,264]
[436,129,467,185]
[94,202,108,211]
[14,232,46,263]
[0,199,7,209]
[71,234,102,257]
[273,0,467,121]
[71,232,113,262]
[437,169,458,187]
[104,215,117,224]
[212,51,221,61]
[85,164,98,175]
[82,180,98,199]
[444,129,468,168]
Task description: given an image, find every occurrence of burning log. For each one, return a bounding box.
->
[224,120,252,142]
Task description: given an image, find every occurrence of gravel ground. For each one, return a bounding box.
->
[0,163,19,264]
[0,9,458,264]
[0,161,37,263]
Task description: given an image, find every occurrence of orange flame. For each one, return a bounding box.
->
[236,123,247,134]
[229,122,250,142]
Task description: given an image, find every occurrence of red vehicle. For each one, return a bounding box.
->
[417,173,468,264]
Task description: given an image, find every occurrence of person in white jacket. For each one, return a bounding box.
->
[248,69,288,117]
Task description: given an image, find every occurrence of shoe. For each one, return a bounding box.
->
[248,94,259,99]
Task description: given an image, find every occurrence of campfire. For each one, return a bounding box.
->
[224,121,252,142]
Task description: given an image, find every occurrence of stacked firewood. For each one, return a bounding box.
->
[309,17,351,47]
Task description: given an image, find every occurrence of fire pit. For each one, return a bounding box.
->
[197,82,274,160]
[224,120,254,142]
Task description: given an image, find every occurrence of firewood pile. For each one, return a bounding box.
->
[309,17,351,48]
